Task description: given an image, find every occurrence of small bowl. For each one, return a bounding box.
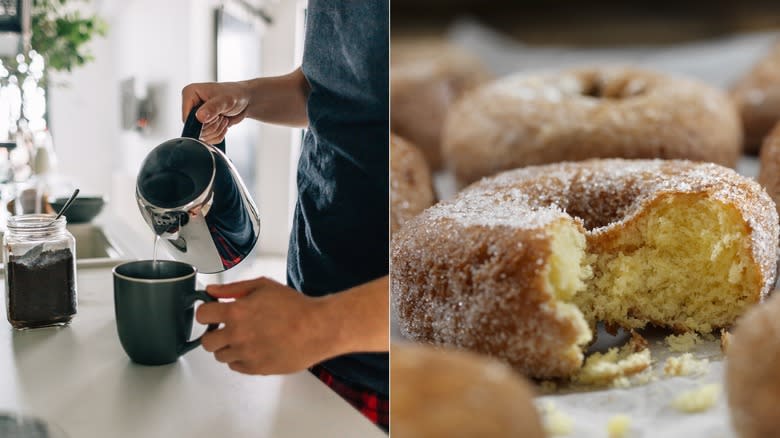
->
[49,196,106,224]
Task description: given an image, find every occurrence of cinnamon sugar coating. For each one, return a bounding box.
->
[391,44,491,169]
[443,67,742,186]
[391,159,778,378]
[391,134,436,235]
[391,343,544,438]
[731,41,780,153]
[727,293,780,438]
[758,122,780,215]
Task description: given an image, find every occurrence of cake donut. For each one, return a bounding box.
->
[726,292,780,438]
[391,159,778,378]
[731,41,780,154]
[757,122,780,215]
[391,134,435,234]
[391,343,544,438]
[391,44,491,170]
[442,67,742,186]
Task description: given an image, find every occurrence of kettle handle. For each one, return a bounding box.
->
[182,103,226,153]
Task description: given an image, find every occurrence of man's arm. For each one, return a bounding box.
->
[181,67,310,144]
[240,68,311,127]
[319,276,389,355]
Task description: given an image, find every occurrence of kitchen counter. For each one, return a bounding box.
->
[0,218,384,438]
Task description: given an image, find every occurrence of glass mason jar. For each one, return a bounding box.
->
[3,214,77,329]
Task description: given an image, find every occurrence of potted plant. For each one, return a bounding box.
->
[0,0,106,183]
[2,0,107,83]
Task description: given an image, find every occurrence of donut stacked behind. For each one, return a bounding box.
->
[391,343,544,438]
[391,159,778,378]
[391,134,435,234]
[731,41,780,153]
[758,122,780,215]
[726,292,780,438]
[443,67,742,186]
[391,44,491,169]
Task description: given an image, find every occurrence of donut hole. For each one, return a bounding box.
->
[580,76,647,99]
[572,193,760,333]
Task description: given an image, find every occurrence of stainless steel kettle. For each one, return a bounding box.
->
[135,105,261,273]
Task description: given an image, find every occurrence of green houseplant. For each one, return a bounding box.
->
[3,0,107,82]
[29,0,107,73]
[0,0,107,180]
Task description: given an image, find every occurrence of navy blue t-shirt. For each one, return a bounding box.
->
[287,1,389,396]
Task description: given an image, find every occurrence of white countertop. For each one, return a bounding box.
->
[0,220,384,437]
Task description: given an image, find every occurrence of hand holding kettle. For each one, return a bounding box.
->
[181,81,251,144]
[136,103,261,273]
[181,68,311,144]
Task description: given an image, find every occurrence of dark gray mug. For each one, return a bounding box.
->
[113,260,217,365]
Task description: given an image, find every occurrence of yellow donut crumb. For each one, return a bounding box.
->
[540,401,574,436]
[671,383,721,413]
[663,353,709,377]
[574,346,651,386]
[665,332,703,352]
[607,414,631,438]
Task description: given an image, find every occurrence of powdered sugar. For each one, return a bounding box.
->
[428,187,570,230]
[391,159,779,378]
[457,159,778,295]
[442,66,741,186]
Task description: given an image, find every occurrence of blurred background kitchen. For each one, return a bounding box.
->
[2,0,307,282]
[393,0,780,46]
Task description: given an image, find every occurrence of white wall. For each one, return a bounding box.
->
[48,0,216,241]
[47,0,301,257]
[46,27,116,199]
[255,0,303,255]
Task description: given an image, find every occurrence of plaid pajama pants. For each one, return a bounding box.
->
[310,365,389,433]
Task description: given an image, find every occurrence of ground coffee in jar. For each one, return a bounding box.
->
[3,215,77,329]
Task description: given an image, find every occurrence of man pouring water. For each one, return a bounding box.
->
[181,1,388,430]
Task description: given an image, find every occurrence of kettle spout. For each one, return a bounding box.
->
[149,210,189,239]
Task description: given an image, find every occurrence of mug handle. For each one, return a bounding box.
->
[179,289,219,355]
[181,104,227,153]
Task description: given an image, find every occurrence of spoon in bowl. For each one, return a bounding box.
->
[48,188,79,225]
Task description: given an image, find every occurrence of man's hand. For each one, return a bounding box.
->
[196,277,335,375]
[180,68,311,144]
[181,81,251,144]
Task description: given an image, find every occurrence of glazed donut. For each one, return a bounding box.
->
[731,41,780,154]
[391,343,544,438]
[726,292,780,438]
[442,67,742,186]
[757,122,780,215]
[391,43,491,170]
[391,159,777,378]
[391,134,435,235]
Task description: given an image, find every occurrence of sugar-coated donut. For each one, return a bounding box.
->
[731,41,780,154]
[391,43,491,170]
[443,67,742,186]
[391,343,544,438]
[758,122,780,215]
[726,293,780,438]
[391,134,435,234]
[391,159,777,378]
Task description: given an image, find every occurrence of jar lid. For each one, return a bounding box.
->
[7,214,66,231]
